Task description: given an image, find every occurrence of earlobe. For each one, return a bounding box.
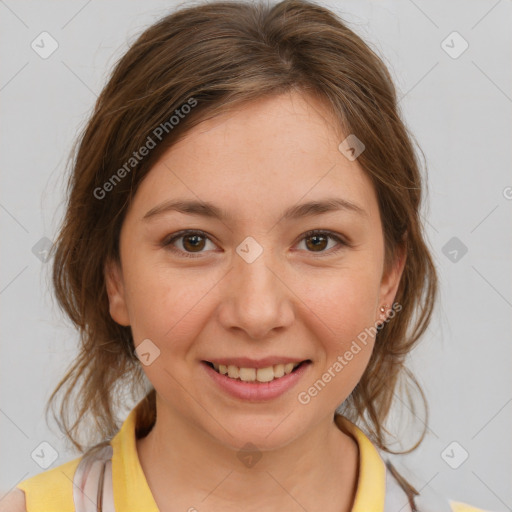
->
[377,243,407,322]
[104,259,131,326]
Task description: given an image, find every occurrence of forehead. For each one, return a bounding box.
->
[128,91,380,226]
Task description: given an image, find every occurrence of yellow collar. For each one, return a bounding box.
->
[334,414,386,512]
[111,402,159,511]
[111,402,386,511]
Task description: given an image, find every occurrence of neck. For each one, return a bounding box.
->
[136,400,359,512]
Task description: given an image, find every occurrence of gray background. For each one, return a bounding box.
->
[1,0,511,510]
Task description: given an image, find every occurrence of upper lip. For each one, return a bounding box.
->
[204,357,310,369]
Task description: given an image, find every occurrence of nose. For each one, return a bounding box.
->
[216,247,295,340]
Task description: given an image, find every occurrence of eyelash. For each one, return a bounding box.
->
[161,229,351,259]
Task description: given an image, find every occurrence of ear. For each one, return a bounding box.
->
[377,240,407,322]
[104,258,131,326]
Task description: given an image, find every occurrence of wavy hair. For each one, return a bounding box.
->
[47,0,438,492]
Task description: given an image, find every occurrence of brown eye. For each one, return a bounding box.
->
[182,234,206,252]
[297,230,348,255]
[305,233,329,252]
[162,230,216,258]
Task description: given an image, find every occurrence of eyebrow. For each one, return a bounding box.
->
[142,197,368,222]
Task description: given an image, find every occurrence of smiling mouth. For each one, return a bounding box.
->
[203,360,310,383]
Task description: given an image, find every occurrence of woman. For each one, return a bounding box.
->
[5,1,486,510]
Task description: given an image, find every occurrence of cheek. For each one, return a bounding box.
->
[303,261,380,335]
[299,264,380,378]
[122,256,215,349]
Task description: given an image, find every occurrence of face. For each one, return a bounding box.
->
[105,91,405,451]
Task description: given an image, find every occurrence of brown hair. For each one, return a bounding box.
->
[47,0,437,483]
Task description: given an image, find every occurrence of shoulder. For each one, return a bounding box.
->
[385,460,489,512]
[0,488,26,512]
[14,455,82,512]
[447,502,491,512]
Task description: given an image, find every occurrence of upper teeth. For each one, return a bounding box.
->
[213,362,300,382]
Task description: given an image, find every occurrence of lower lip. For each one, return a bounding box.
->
[201,361,311,402]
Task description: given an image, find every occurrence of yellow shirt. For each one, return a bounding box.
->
[16,399,486,512]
